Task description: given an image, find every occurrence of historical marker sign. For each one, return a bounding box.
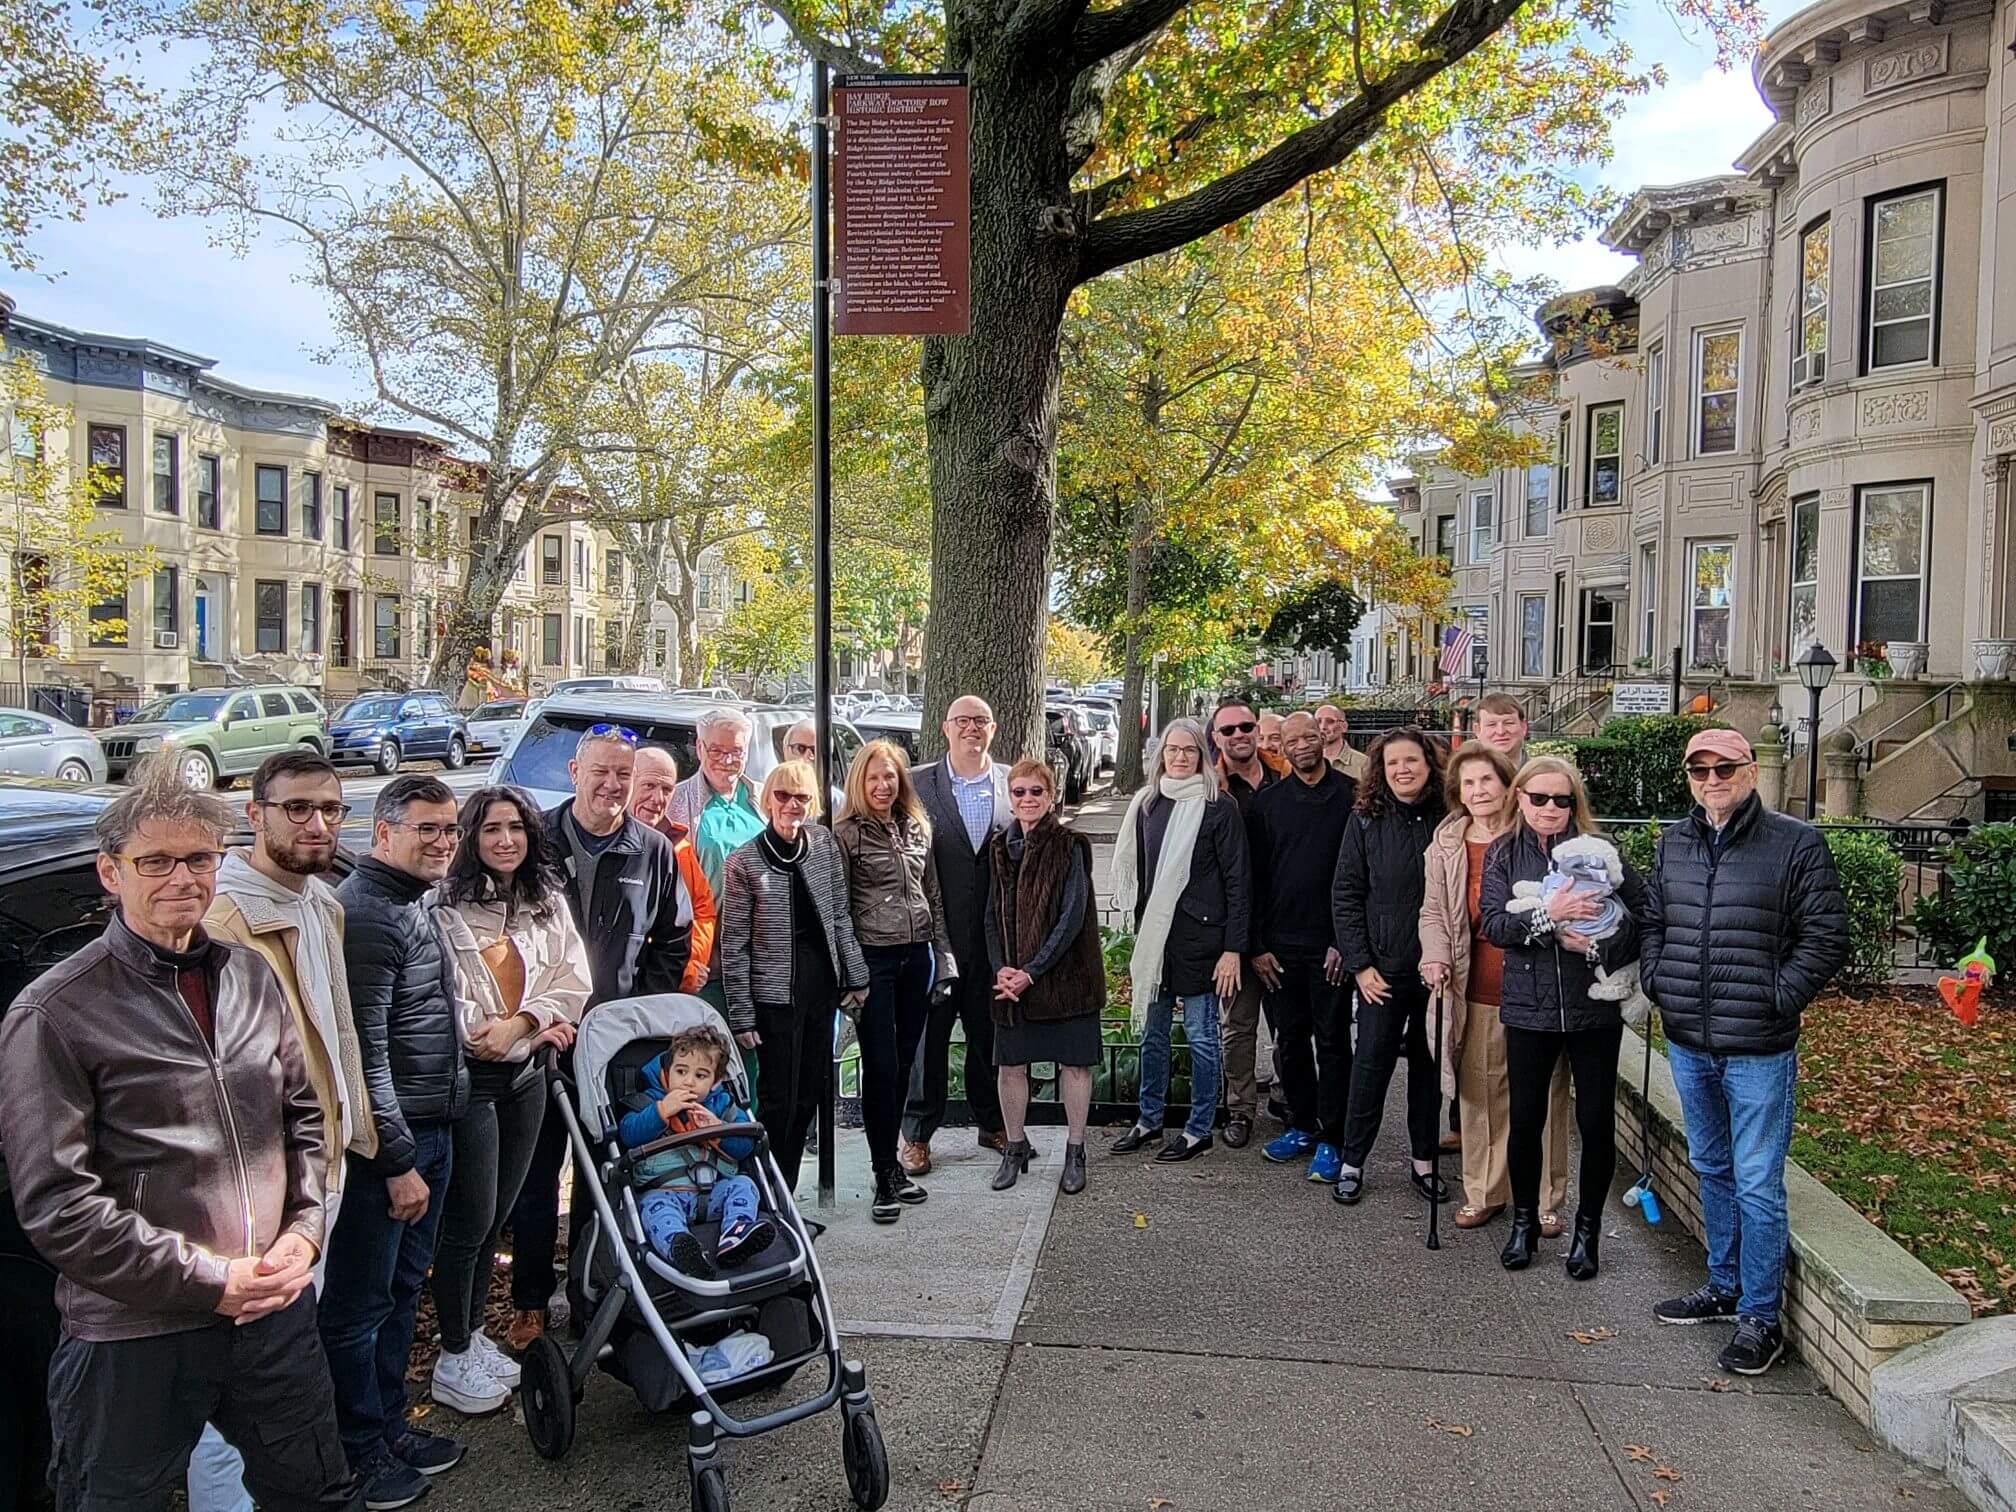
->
[833,74,971,336]
[1610,681,1677,715]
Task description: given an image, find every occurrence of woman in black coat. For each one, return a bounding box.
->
[1329,727,1447,1207]
[1477,755,1646,1280]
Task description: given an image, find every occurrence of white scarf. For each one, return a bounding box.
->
[1108,773,1211,1032]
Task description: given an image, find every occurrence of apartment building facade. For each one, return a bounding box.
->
[1,303,648,706]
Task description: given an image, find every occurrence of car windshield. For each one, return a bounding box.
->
[133,693,229,723]
[502,711,777,795]
[336,698,405,722]
[472,702,524,720]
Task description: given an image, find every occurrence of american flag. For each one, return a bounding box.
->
[1438,623,1475,677]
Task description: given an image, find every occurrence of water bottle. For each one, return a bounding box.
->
[1639,1185,1663,1226]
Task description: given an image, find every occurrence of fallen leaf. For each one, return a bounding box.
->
[1625,1445,1656,1462]
[1133,1211,1149,1230]
[406,1403,433,1421]
[1650,1492,1672,1507]
[1703,1377,1733,1392]
[1567,1327,1618,1345]
[936,1480,964,1499]
[1424,1417,1474,1437]
[1655,1466,1683,1482]
[1150,1501,1173,1510]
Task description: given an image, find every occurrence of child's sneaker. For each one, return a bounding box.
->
[717,1216,775,1269]
[669,1230,717,1279]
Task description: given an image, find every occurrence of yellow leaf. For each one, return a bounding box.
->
[1133,1211,1149,1229]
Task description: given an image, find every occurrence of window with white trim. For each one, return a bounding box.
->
[1638,544,1658,659]
[1688,541,1735,667]
[1695,329,1741,455]
[1470,489,1495,561]
[1867,187,1940,370]
[1645,345,1665,464]
[1853,483,1929,645]
[1587,403,1623,505]
[1796,218,1829,386]
[1788,493,1820,658]
[1524,464,1550,538]
[1519,594,1545,678]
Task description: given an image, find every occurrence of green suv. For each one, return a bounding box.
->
[99,686,328,791]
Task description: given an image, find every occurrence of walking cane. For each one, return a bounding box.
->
[1426,983,1445,1252]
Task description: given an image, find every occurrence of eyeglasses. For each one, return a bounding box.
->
[1009,784,1050,799]
[119,850,222,877]
[772,791,815,808]
[1163,745,1200,759]
[585,723,639,743]
[1684,760,1753,781]
[949,714,993,730]
[785,742,818,757]
[263,799,352,826]
[395,821,462,843]
[1523,792,1576,810]
[1215,720,1257,736]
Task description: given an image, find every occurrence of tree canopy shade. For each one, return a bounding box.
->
[764,0,1763,759]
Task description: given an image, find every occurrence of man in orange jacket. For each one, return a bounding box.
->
[629,746,718,993]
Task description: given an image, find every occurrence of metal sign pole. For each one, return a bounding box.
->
[812,59,837,1209]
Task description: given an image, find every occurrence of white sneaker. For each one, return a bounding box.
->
[429,1346,510,1415]
[470,1330,521,1387]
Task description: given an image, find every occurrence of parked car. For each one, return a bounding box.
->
[97,686,327,791]
[1073,703,1118,770]
[1043,709,1081,803]
[544,675,667,699]
[0,708,108,784]
[0,777,370,1505]
[492,693,861,808]
[671,685,740,702]
[850,708,923,763]
[464,698,528,755]
[327,690,470,776]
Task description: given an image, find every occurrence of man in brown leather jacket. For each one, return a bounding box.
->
[0,763,358,1512]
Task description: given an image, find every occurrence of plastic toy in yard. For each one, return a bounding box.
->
[1937,938,1997,1028]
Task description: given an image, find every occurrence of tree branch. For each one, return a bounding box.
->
[1077,0,1528,282]
[1007,0,1095,56]
[1071,0,1194,71]
[760,0,875,74]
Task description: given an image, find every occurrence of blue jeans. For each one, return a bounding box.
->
[639,1177,759,1260]
[1138,992,1222,1141]
[1668,1043,1798,1324]
[317,1123,453,1466]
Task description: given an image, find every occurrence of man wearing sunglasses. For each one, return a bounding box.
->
[1641,728,1848,1377]
[1210,698,1287,1149]
[192,751,374,1512]
[0,760,359,1512]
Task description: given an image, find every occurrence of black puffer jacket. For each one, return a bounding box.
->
[1641,794,1849,1055]
[1477,826,1646,1034]
[336,857,468,1174]
[1331,793,1443,981]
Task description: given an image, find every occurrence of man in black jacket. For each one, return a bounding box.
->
[1247,712,1356,1181]
[324,775,470,1506]
[1642,729,1848,1377]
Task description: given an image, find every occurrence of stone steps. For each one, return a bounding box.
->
[1872,1315,2016,1512]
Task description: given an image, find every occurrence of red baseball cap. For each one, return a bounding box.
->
[1683,728,1755,765]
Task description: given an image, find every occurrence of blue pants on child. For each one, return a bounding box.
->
[640,1176,760,1259]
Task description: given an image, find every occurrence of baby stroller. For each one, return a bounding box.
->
[518,993,890,1512]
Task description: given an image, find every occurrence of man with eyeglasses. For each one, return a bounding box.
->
[1642,729,1847,1377]
[190,751,375,1512]
[1316,704,1367,782]
[1209,698,1287,1149]
[670,707,769,906]
[899,695,1011,1173]
[0,760,360,1512]
[324,775,472,1505]
[785,718,846,815]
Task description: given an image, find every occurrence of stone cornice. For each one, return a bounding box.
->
[1751,0,1995,117]
[1602,174,1770,254]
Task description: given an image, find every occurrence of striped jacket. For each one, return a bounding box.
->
[718,825,869,1032]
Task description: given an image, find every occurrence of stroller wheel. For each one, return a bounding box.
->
[520,1335,576,1460]
[842,1407,891,1511]
[691,1464,731,1512]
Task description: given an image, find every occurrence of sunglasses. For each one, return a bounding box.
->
[772,791,815,808]
[1215,720,1257,735]
[1685,759,1753,781]
[1523,792,1575,810]
[786,742,818,756]
[586,723,639,743]
[118,850,222,878]
[1009,784,1050,799]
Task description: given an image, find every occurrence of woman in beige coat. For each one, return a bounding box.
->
[1418,742,1569,1232]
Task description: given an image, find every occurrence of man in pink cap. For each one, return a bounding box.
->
[1640,725,1847,1377]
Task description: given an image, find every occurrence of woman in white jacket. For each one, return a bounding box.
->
[428,784,591,1412]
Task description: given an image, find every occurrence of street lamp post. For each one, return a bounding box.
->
[1795,643,1837,819]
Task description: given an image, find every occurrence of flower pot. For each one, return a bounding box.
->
[1972,638,2016,681]
[1886,641,1928,679]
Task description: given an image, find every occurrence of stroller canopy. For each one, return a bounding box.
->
[572,994,748,1141]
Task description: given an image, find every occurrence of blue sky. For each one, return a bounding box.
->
[4,2,1800,405]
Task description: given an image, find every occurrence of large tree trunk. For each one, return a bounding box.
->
[432,481,528,705]
[918,60,1077,763]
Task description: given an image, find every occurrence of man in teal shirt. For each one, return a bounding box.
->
[670,707,767,901]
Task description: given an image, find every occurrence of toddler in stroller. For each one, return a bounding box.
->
[618,1023,775,1278]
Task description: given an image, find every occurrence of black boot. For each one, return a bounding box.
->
[1059,1141,1086,1195]
[870,1170,902,1224]
[990,1138,1034,1191]
[1565,1212,1602,1280]
[1500,1207,1539,1271]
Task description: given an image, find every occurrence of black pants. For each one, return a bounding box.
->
[431,1068,546,1352]
[754,1001,830,1192]
[1264,950,1352,1145]
[859,943,933,1178]
[1505,1021,1622,1218]
[1338,975,1440,1168]
[47,1291,360,1512]
[506,1059,573,1312]
[902,947,1002,1143]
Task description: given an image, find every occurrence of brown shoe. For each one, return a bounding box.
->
[1439,1130,1463,1152]
[899,1139,932,1177]
[1454,1203,1502,1230]
[1539,1210,1565,1239]
[976,1129,1008,1153]
[505,1308,545,1353]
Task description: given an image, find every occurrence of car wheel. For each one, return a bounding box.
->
[444,736,467,770]
[374,739,402,777]
[179,750,218,792]
[56,759,92,783]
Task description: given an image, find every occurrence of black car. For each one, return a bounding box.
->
[0,779,364,1505]
[1045,705,1094,803]
[1044,709,1085,804]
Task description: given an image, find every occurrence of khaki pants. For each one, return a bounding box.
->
[1457,999,1568,1213]
[1219,975,1265,1119]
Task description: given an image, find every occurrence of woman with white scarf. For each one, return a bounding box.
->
[1109,718,1252,1162]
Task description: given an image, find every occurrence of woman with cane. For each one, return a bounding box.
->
[1477,757,1646,1279]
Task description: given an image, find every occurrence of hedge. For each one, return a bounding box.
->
[1817,821,1906,989]
[1910,822,2016,980]
[1529,713,1737,819]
